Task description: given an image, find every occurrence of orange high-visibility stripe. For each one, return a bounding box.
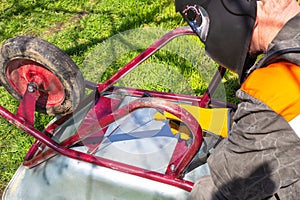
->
[241,61,300,122]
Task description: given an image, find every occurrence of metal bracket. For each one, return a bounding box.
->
[16,82,40,126]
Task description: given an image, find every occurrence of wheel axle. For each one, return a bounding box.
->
[27,82,38,93]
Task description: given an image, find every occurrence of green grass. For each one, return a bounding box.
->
[0,0,240,193]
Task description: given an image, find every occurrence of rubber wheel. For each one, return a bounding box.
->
[0,36,85,115]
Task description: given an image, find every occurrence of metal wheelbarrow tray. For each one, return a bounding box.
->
[0,27,234,200]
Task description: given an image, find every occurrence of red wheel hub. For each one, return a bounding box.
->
[6,58,65,107]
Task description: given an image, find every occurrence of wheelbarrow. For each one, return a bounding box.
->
[0,26,235,200]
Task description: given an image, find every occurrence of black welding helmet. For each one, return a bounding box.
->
[175,0,257,80]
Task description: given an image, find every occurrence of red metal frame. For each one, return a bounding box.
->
[0,97,199,191]
[0,27,231,192]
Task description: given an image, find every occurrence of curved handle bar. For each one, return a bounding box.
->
[97,97,203,177]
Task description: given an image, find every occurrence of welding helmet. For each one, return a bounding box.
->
[175,0,257,80]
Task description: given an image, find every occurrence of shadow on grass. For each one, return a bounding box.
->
[62,2,181,56]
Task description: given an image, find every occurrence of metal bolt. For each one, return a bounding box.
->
[170,164,175,172]
[27,83,37,93]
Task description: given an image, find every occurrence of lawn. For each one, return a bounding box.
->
[0,0,239,194]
